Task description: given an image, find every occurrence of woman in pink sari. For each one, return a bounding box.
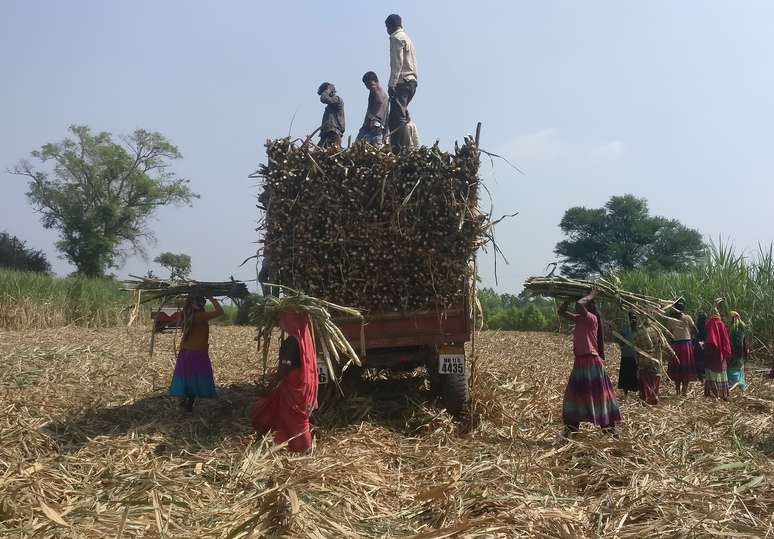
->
[704,307,732,400]
[251,312,318,452]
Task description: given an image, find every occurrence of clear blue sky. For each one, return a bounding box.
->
[2,1,773,292]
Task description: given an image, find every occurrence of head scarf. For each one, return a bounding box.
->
[730,310,745,330]
[705,314,732,360]
[278,311,319,415]
[251,311,318,452]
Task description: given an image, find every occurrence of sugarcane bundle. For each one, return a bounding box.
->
[257,137,488,312]
[523,274,689,376]
[123,276,251,353]
[524,275,678,336]
[252,284,364,393]
[123,276,249,304]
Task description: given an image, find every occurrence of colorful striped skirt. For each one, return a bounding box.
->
[169,349,217,398]
[727,367,747,390]
[562,354,622,428]
[703,345,729,399]
[668,340,698,383]
[638,371,660,405]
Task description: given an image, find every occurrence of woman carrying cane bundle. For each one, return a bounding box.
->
[693,312,708,381]
[251,311,318,453]
[704,304,732,400]
[727,311,749,391]
[616,312,640,397]
[664,299,698,396]
[558,289,621,436]
[633,321,664,405]
[169,296,224,412]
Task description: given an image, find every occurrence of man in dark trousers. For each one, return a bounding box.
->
[356,71,389,146]
[385,14,417,152]
[317,82,345,148]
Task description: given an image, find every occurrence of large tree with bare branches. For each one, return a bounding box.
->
[12,125,198,276]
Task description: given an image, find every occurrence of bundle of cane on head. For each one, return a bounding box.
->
[251,284,364,395]
[524,275,680,350]
[123,275,249,305]
[122,275,250,354]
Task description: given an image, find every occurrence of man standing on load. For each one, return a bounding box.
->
[356,71,389,146]
[317,82,345,148]
[385,14,418,152]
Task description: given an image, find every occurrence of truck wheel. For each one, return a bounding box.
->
[341,364,364,394]
[426,349,469,414]
[438,370,469,414]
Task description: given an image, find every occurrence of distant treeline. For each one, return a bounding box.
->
[617,243,774,354]
[477,288,558,331]
[6,240,774,354]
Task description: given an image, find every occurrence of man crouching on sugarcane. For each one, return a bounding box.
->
[317,82,345,148]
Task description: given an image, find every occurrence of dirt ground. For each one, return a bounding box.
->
[1,326,773,538]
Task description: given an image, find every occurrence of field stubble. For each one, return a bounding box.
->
[1,327,773,537]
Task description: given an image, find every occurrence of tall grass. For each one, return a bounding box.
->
[0,268,129,329]
[617,241,774,353]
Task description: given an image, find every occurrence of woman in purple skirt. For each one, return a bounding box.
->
[169,296,224,412]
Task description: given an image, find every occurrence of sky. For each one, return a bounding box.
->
[2,1,774,294]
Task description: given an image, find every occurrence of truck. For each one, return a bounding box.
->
[330,279,472,413]
[259,126,482,414]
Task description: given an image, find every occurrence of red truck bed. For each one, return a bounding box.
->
[335,303,471,350]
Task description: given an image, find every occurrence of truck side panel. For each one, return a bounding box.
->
[335,306,470,350]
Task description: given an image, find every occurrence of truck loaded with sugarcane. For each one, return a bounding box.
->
[254,128,490,412]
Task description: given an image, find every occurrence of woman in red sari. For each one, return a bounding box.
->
[251,312,318,452]
[704,305,732,400]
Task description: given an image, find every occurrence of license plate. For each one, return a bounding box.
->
[438,354,465,375]
[317,358,330,385]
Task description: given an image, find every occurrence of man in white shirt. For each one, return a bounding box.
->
[385,14,418,152]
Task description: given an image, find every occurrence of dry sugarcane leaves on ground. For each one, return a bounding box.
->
[257,139,487,313]
[2,326,773,537]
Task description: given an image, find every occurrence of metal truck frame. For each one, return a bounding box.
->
[332,284,472,413]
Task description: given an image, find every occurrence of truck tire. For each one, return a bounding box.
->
[438,369,469,414]
[425,349,469,414]
[341,364,364,394]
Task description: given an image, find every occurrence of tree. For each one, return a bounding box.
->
[555,194,705,277]
[478,287,558,331]
[518,303,548,331]
[0,231,51,273]
[154,252,192,279]
[11,125,198,277]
